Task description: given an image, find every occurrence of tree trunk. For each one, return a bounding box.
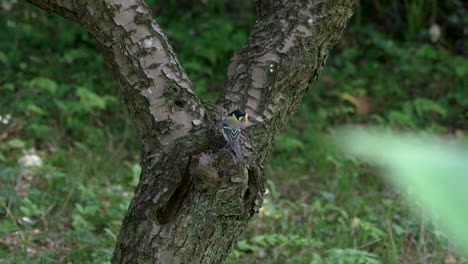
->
[25,0,357,263]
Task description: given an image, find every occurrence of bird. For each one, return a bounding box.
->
[222,109,249,163]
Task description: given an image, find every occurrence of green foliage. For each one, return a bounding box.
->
[0,2,131,148]
[154,0,255,99]
[327,248,381,264]
[0,147,135,263]
[302,26,467,132]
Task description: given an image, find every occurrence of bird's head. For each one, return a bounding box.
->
[229,109,249,123]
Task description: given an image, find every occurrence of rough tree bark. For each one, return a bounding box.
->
[25,0,357,263]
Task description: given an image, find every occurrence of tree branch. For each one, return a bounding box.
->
[25,0,77,20]
[220,0,356,158]
[27,0,204,152]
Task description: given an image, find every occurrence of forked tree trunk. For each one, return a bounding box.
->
[25,0,356,263]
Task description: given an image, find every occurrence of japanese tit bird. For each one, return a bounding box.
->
[222,109,249,163]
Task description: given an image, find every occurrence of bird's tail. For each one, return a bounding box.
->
[233,143,244,163]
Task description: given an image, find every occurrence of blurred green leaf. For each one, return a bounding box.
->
[453,57,468,78]
[412,98,447,117]
[336,127,468,257]
[76,87,107,112]
[416,44,438,59]
[7,139,26,148]
[0,51,7,64]
[327,248,381,264]
[26,103,47,116]
[0,219,17,233]
[276,135,305,152]
[28,77,58,94]
[1,83,15,91]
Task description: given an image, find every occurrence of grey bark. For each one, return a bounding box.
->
[25,0,357,263]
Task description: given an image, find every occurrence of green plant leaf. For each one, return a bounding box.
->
[412,98,447,117]
[1,83,15,91]
[76,87,107,112]
[26,103,47,115]
[28,77,58,94]
[7,138,26,148]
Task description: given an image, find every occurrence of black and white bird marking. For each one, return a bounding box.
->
[222,109,248,163]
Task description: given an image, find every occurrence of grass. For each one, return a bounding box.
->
[1,1,467,263]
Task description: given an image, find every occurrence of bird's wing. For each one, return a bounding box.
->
[223,125,241,142]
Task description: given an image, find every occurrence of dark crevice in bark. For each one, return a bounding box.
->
[157,157,193,224]
[244,167,263,216]
[174,99,186,108]
[243,169,254,210]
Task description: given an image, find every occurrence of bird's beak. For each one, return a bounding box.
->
[244,114,249,123]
